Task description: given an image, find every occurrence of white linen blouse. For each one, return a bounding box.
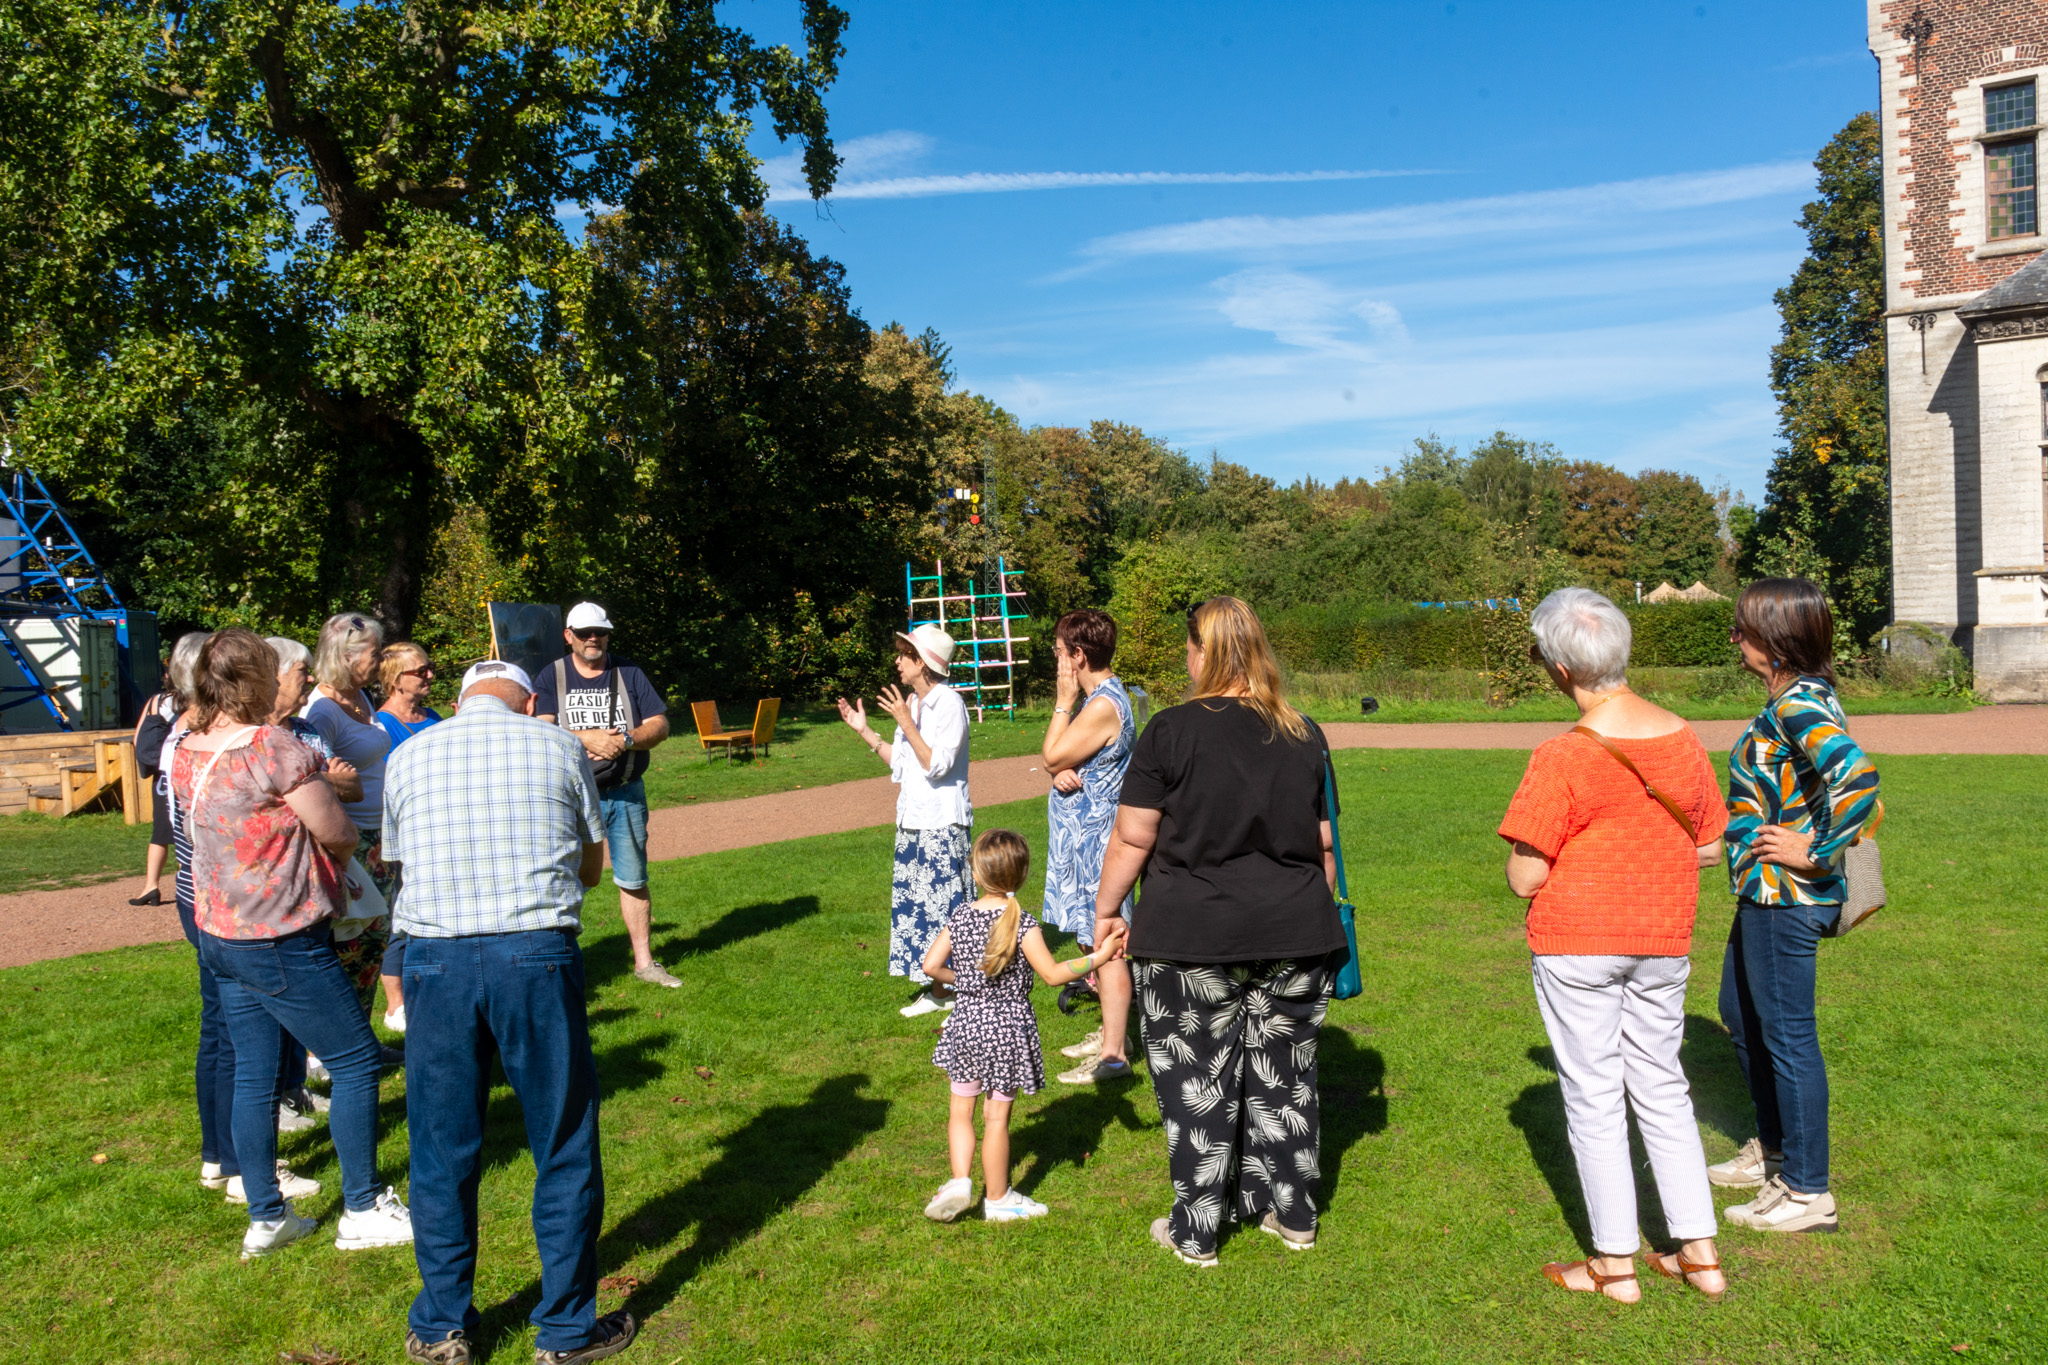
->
[890,683,971,830]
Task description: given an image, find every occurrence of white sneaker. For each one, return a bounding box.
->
[335,1186,414,1249]
[199,1161,229,1190]
[304,1056,330,1084]
[382,1004,407,1033]
[240,1211,318,1259]
[1707,1136,1783,1188]
[899,992,955,1018]
[1724,1175,1839,1233]
[226,1162,321,1204]
[1057,1056,1132,1085]
[1150,1215,1218,1268]
[924,1176,974,1222]
[983,1189,1048,1222]
[1060,1030,1104,1060]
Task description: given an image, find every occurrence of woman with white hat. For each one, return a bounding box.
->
[838,624,972,1017]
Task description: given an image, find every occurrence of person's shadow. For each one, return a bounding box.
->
[1318,1027,1388,1209]
[581,896,821,990]
[1008,1074,1147,1196]
[473,1073,889,1354]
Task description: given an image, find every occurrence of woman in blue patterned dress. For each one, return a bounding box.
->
[1039,609,1137,1084]
[1711,578,1879,1237]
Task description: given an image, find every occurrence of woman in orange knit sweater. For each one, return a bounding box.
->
[1498,588,1731,1303]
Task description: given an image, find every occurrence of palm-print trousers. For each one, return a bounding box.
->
[1135,954,1335,1258]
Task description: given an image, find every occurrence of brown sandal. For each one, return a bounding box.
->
[1648,1249,1726,1301]
[1542,1258,1638,1301]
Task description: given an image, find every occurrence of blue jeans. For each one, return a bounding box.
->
[404,931,604,1352]
[177,901,239,1177]
[1718,898,1838,1193]
[599,781,649,891]
[198,925,385,1221]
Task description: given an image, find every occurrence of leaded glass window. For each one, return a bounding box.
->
[1989,138,2038,239]
[1987,80,2036,134]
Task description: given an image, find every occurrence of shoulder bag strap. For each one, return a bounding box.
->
[552,658,571,728]
[1323,752,1350,902]
[1572,726,1699,843]
[191,725,263,815]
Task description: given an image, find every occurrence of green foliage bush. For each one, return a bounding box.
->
[1261,598,1738,675]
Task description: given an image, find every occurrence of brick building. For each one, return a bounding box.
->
[1873,0,2048,699]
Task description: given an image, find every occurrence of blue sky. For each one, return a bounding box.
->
[738,0,1877,501]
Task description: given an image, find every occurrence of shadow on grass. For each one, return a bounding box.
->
[475,1073,889,1354]
[662,896,821,960]
[1511,1043,1727,1256]
[1319,1027,1388,1209]
[1680,1011,1756,1147]
[1010,1075,1148,1197]
[580,896,822,991]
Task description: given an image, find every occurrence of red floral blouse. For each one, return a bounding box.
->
[170,727,344,940]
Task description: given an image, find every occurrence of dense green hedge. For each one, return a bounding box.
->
[1263,598,1738,673]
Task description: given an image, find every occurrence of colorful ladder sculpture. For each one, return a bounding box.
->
[904,557,1030,721]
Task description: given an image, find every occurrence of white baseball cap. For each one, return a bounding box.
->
[566,602,614,632]
[460,659,534,696]
[895,623,957,676]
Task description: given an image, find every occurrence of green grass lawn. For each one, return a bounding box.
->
[1297,693,1979,724]
[4,752,2043,1363]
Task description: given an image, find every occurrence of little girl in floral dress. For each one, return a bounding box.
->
[920,828,1126,1222]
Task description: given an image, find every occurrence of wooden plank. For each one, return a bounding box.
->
[0,728,130,755]
[0,762,69,780]
[119,741,142,826]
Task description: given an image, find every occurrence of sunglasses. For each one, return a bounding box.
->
[572,628,610,641]
[400,665,433,678]
[1729,627,1746,644]
[1526,643,1545,664]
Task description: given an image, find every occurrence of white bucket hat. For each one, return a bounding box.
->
[895,624,957,677]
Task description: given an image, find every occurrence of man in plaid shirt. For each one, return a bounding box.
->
[383,660,639,1365]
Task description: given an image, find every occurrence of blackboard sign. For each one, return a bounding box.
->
[487,603,564,684]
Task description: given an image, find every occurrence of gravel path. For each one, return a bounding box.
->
[7,706,2040,970]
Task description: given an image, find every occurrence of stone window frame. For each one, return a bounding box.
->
[1957,64,2048,260]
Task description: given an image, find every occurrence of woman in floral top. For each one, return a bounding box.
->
[1711,579,1880,1237]
[172,629,413,1261]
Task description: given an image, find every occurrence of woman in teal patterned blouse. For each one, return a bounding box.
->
[1710,578,1880,1236]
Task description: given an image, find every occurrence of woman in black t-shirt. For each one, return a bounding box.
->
[1094,596,1343,1267]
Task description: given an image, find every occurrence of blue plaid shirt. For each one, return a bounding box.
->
[383,695,605,937]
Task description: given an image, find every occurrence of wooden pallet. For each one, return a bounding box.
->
[0,730,142,821]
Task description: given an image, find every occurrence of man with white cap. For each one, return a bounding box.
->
[535,602,677,989]
[383,660,638,1365]
[837,623,973,1017]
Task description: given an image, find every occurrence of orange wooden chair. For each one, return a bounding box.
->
[691,700,755,763]
[749,698,781,756]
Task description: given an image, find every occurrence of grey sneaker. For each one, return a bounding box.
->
[1060,1029,1104,1059]
[240,1211,318,1260]
[536,1311,638,1364]
[278,1088,322,1133]
[406,1330,474,1364]
[1057,1056,1133,1085]
[1150,1216,1219,1268]
[633,964,682,989]
[1259,1210,1316,1251]
[1724,1175,1839,1233]
[1707,1136,1783,1188]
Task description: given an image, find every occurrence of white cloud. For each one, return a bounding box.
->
[1214,270,1409,357]
[758,128,1430,201]
[1077,162,1816,261]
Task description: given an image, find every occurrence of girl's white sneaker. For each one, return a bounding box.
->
[199,1161,229,1190]
[983,1189,1048,1222]
[382,1005,407,1034]
[924,1177,974,1222]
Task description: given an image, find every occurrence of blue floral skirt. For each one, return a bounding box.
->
[892,824,972,983]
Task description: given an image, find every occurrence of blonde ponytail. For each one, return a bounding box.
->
[982,892,1024,977]
[969,828,1032,977]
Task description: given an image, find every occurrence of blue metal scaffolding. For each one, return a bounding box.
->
[1,462,150,730]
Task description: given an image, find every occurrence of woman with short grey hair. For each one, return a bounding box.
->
[302,613,396,1024]
[1497,587,1731,1302]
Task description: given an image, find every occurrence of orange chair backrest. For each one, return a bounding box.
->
[690,700,725,744]
[752,698,781,745]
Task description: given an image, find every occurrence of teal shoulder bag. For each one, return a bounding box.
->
[1325,756,1363,1000]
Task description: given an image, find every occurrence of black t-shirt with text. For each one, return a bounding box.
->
[1118,697,1343,964]
[534,655,667,789]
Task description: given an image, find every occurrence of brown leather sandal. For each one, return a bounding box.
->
[1542,1258,1638,1301]
[1648,1249,1726,1301]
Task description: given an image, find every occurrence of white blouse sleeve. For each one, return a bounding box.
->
[919,688,967,779]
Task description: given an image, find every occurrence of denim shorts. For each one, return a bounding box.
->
[600,780,650,890]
